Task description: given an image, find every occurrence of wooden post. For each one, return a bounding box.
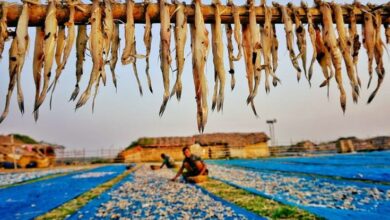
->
[3,3,389,27]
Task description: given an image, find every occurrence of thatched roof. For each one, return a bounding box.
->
[194,132,269,147]
[137,132,269,148]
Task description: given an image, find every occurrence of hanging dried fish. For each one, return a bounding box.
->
[158,0,172,116]
[171,0,187,100]
[349,1,362,87]
[242,24,257,116]
[102,0,114,60]
[315,24,333,98]
[368,10,386,103]
[109,23,120,90]
[361,6,376,89]
[0,2,9,59]
[143,0,153,93]
[50,0,81,107]
[225,23,235,90]
[122,0,136,65]
[229,0,242,61]
[211,0,226,112]
[35,0,58,111]
[261,2,279,93]
[191,0,209,132]
[70,25,88,101]
[270,23,278,86]
[302,2,316,84]
[331,2,359,103]
[33,27,45,121]
[0,35,18,123]
[289,3,307,84]
[273,2,301,82]
[132,37,143,96]
[76,0,104,109]
[247,0,262,104]
[319,1,346,112]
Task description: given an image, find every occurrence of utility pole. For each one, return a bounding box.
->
[266,119,277,147]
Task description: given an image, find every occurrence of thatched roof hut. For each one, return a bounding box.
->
[194,132,269,147]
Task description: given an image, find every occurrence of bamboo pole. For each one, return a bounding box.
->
[2,3,390,27]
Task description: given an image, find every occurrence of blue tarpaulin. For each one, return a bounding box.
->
[208,151,390,182]
[0,165,125,220]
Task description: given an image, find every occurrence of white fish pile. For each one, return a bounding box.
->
[0,1,388,131]
[82,166,247,219]
[0,167,85,186]
[72,171,116,179]
[209,165,390,211]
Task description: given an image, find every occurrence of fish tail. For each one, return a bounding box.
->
[159,94,169,117]
[69,84,80,102]
[34,110,39,122]
[75,90,91,110]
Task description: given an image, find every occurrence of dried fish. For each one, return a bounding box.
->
[368,10,386,103]
[76,0,104,109]
[70,25,88,101]
[242,24,257,116]
[103,0,114,60]
[271,23,279,87]
[349,2,362,87]
[191,0,209,132]
[211,0,226,112]
[0,2,9,59]
[247,0,262,104]
[319,1,346,112]
[0,35,18,123]
[33,27,45,121]
[159,0,172,116]
[230,0,242,61]
[361,4,376,89]
[302,2,316,84]
[273,2,301,81]
[171,0,187,100]
[35,0,58,111]
[289,3,307,84]
[109,23,120,90]
[331,2,359,103]
[143,0,153,93]
[385,23,390,44]
[122,0,136,65]
[315,25,333,98]
[225,23,235,90]
[132,37,143,96]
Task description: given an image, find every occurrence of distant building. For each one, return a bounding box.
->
[118,132,270,162]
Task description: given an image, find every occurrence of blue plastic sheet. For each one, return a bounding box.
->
[208,151,390,182]
[215,177,390,220]
[0,165,125,220]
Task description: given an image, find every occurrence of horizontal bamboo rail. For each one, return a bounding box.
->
[2,2,390,27]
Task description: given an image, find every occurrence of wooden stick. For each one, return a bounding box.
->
[3,3,390,27]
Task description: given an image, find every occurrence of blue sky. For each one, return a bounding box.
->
[0,0,389,150]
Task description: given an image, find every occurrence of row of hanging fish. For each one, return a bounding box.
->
[0,0,388,132]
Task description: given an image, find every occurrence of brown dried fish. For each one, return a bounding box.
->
[70,25,88,101]
[226,23,235,90]
[109,23,120,90]
[349,2,362,87]
[242,24,257,116]
[0,2,9,59]
[315,25,333,98]
[143,0,153,93]
[33,27,45,121]
[361,5,376,89]
[302,2,316,84]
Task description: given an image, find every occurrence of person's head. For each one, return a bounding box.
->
[161,153,166,159]
[182,146,191,158]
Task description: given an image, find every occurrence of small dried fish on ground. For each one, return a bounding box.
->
[318,1,346,112]
[0,35,18,123]
[158,0,172,116]
[242,24,258,116]
[273,2,301,82]
[171,0,187,100]
[76,0,104,109]
[211,0,226,112]
[70,25,88,101]
[302,2,316,84]
[331,2,359,103]
[0,2,9,59]
[35,0,58,111]
[247,0,261,104]
[368,9,386,103]
[315,24,333,98]
[348,1,362,87]
[289,3,307,84]
[191,0,209,132]
[143,0,153,93]
[32,27,45,121]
